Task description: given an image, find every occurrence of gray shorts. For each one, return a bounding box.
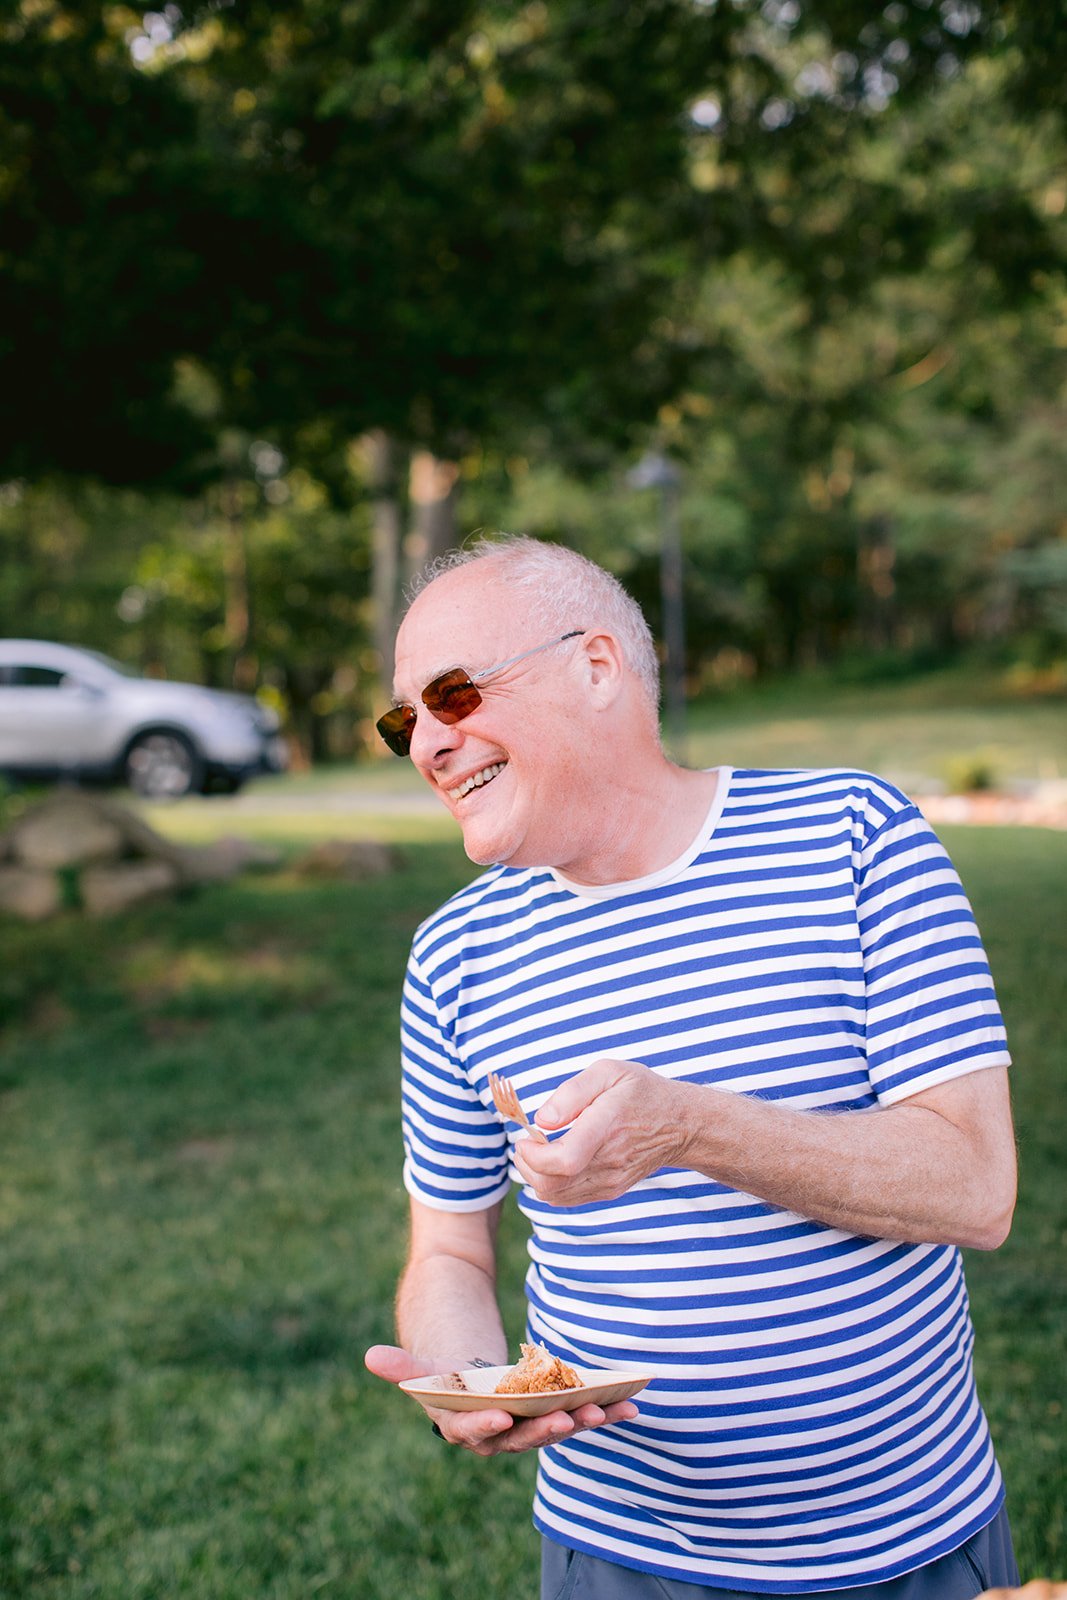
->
[540,1502,1018,1600]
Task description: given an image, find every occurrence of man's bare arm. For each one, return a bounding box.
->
[396,1198,509,1365]
[364,1196,639,1455]
[516,1062,1016,1248]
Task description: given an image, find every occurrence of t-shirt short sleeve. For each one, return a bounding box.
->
[857,802,1010,1104]
[399,953,512,1211]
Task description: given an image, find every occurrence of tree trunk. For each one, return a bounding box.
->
[362,430,405,710]
[281,662,334,770]
[857,515,897,653]
[406,450,460,581]
[222,468,257,692]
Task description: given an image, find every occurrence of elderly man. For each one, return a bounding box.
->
[365,536,1019,1600]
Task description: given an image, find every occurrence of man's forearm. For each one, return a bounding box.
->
[522,1060,1016,1248]
[396,1250,509,1366]
[673,1071,1015,1248]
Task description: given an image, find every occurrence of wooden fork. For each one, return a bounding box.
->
[488,1071,549,1143]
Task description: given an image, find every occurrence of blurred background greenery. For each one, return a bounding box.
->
[0,805,1064,1599]
[1,0,1064,767]
[2,2,1066,1595]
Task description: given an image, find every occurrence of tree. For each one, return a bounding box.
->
[2,0,1062,732]
[0,4,224,484]
[618,25,1067,674]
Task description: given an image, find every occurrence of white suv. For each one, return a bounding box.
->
[0,640,288,800]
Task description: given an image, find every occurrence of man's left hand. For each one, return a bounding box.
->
[513,1059,684,1206]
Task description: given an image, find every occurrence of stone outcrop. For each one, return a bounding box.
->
[0,864,63,922]
[12,798,127,870]
[80,859,181,917]
[180,836,284,882]
[0,792,280,919]
[0,790,400,919]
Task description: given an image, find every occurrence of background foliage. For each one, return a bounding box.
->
[1,9,1063,1594]
[0,0,1064,757]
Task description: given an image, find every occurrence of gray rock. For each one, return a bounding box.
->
[11,793,126,869]
[82,793,189,871]
[0,791,285,913]
[80,860,182,917]
[0,865,64,921]
[180,836,283,883]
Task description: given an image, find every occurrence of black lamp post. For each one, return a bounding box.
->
[627,451,686,761]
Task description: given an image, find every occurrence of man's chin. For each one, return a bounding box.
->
[458,820,508,868]
[463,841,501,867]
[458,813,525,869]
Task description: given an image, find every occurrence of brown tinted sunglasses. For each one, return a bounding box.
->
[376,631,585,757]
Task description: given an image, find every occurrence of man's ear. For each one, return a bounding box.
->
[580,630,626,706]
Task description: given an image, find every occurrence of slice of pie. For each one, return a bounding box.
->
[494,1342,580,1395]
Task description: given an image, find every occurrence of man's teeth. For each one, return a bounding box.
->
[449,763,506,800]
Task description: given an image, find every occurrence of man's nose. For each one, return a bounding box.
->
[408,704,465,768]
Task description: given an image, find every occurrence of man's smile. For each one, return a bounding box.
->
[445,761,507,802]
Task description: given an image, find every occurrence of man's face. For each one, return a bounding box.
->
[391,567,595,872]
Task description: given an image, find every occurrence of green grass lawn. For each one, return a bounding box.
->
[1,756,1065,1592]
[682,665,1067,791]
[1,835,545,1600]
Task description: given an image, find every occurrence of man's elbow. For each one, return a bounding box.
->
[966,1213,1013,1252]
[964,1176,1017,1252]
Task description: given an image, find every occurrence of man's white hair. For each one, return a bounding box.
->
[409,535,661,723]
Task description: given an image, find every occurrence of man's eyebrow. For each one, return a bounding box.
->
[392,660,468,703]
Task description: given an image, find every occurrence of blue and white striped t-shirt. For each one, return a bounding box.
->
[400,768,1010,1593]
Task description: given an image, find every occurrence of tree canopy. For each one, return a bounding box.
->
[0,0,1063,752]
[7,0,1057,477]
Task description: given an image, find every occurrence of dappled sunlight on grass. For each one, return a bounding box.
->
[0,777,1063,1593]
[121,940,333,1008]
[688,701,1067,791]
[135,807,458,855]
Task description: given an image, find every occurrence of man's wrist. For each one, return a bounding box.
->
[669,1077,731,1172]
[665,1078,703,1169]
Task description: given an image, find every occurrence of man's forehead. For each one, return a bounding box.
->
[394,568,515,688]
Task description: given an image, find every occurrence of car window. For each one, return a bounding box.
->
[5,666,69,687]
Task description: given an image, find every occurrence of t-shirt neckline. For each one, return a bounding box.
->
[548,766,733,900]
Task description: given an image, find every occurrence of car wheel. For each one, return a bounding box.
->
[124,730,203,800]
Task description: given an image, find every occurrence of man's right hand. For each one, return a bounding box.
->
[363,1343,639,1457]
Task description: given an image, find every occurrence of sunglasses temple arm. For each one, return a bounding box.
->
[476,631,585,681]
